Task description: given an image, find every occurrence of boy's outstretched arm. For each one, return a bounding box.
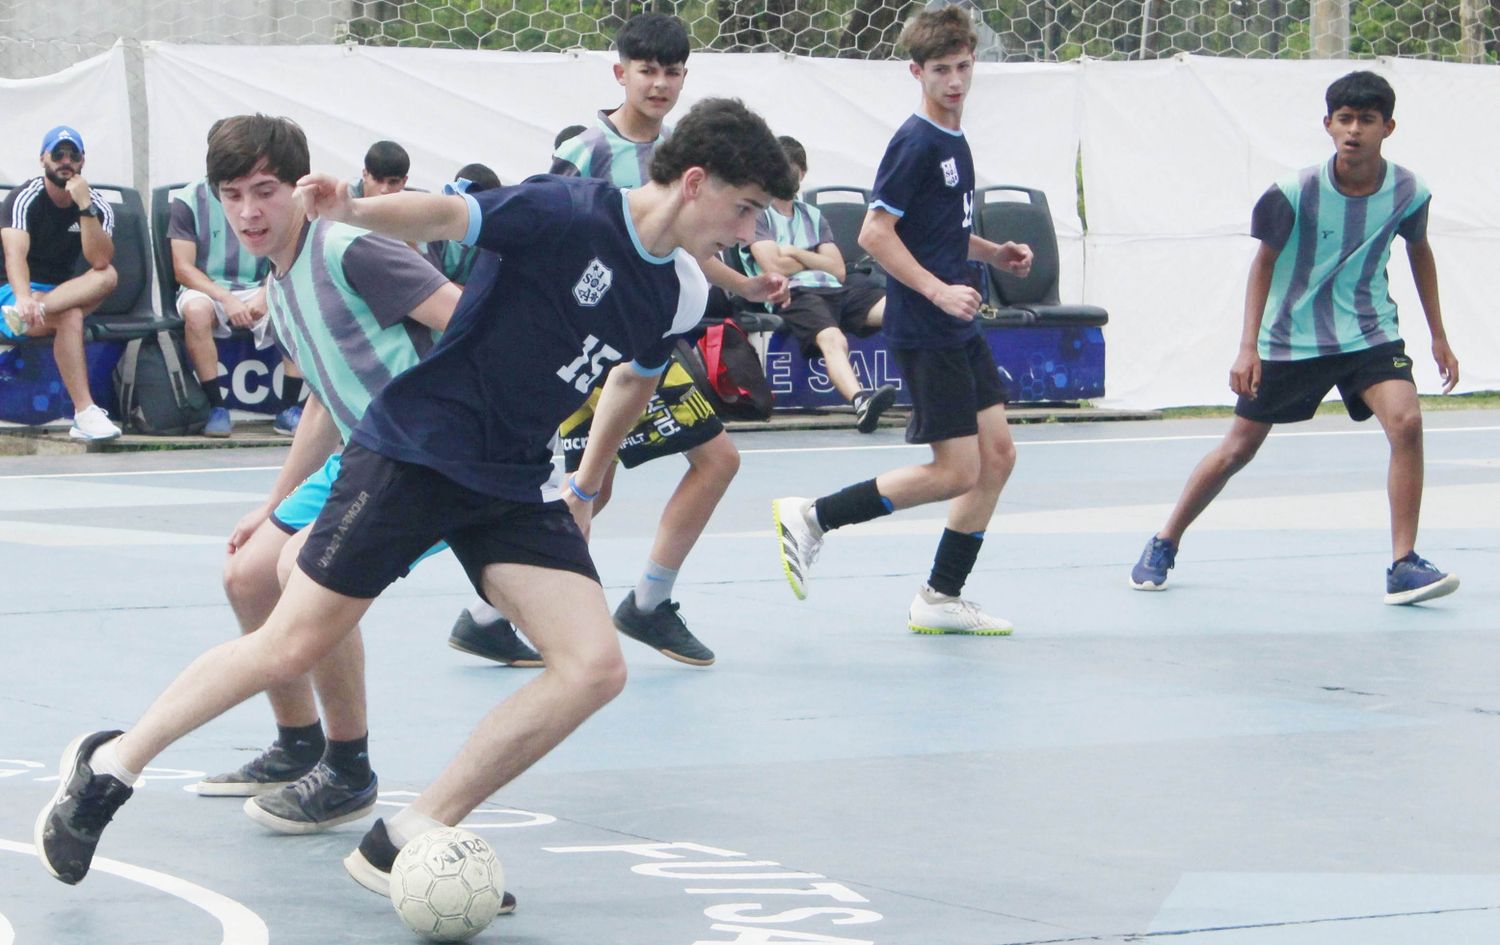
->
[1407,238,1459,393]
[858,208,979,319]
[295,173,469,245]
[564,364,660,537]
[1232,242,1280,399]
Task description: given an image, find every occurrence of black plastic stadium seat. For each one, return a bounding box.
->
[801,186,881,278]
[973,186,1108,329]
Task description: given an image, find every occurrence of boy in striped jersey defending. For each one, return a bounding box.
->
[745,135,896,433]
[1130,71,1461,605]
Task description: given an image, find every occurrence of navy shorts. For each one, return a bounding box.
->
[892,334,1009,444]
[297,441,598,600]
[1236,340,1415,424]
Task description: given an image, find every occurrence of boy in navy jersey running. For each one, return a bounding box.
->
[37,98,797,899]
[773,5,1033,635]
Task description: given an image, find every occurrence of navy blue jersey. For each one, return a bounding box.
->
[353,175,708,502]
[869,114,977,349]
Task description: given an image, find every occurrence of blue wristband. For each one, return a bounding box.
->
[568,476,599,502]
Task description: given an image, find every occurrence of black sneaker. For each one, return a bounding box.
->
[854,384,897,434]
[448,610,543,667]
[193,741,321,797]
[345,818,517,914]
[613,591,715,666]
[35,730,133,885]
[243,761,378,834]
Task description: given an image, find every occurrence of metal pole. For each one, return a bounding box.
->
[1311,0,1349,58]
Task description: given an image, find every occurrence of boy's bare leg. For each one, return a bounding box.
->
[1158,416,1273,545]
[403,563,626,824]
[114,568,375,773]
[945,402,1017,533]
[28,269,117,410]
[1359,379,1424,560]
[277,528,368,741]
[647,431,738,570]
[814,327,864,402]
[180,296,222,392]
[223,521,319,728]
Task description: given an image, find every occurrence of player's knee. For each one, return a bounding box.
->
[555,648,627,707]
[182,302,213,333]
[222,553,268,613]
[696,434,740,483]
[929,456,980,499]
[1385,406,1423,446]
[1221,438,1261,471]
[816,329,848,359]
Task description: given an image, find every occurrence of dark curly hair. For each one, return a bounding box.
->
[206,114,310,195]
[649,98,796,200]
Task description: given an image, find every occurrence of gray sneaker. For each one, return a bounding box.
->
[243,761,378,834]
[35,730,133,885]
[194,742,321,797]
[346,818,517,914]
[448,610,543,667]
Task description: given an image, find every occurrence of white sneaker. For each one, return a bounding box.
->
[772,497,823,600]
[908,590,1014,636]
[69,405,122,441]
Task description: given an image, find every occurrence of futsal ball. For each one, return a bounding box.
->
[390,827,505,942]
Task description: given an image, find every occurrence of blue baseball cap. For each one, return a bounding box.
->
[41,125,85,156]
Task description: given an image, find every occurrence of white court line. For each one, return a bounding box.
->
[0,839,268,945]
[0,423,1494,481]
[0,905,12,945]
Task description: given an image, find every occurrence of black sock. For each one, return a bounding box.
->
[202,379,224,408]
[928,528,984,597]
[276,721,325,763]
[281,376,304,411]
[324,734,372,784]
[852,390,868,408]
[814,479,893,532]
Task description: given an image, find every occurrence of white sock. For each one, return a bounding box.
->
[801,503,826,538]
[634,560,679,611]
[467,599,503,624]
[90,736,141,786]
[386,808,445,849]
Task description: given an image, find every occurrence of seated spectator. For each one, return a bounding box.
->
[350,140,409,197]
[0,125,122,440]
[554,124,587,151]
[169,122,304,437]
[746,136,896,433]
[422,163,501,285]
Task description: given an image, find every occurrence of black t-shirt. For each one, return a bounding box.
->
[0,176,115,286]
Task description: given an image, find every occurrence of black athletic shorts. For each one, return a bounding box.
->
[779,285,885,358]
[892,333,1009,444]
[297,441,599,600]
[1236,340,1415,424]
[558,357,723,472]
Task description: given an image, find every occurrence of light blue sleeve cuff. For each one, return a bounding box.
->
[442,180,483,246]
[629,359,668,377]
[869,199,905,219]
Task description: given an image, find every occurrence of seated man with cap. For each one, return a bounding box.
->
[1,125,121,440]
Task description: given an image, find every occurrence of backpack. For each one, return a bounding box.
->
[113,330,211,435]
[692,319,774,421]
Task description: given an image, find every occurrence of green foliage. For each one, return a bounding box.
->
[342,0,1500,62]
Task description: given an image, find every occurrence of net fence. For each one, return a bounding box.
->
[1,0,1498,77]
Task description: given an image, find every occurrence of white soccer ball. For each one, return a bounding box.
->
[389,827,505,942]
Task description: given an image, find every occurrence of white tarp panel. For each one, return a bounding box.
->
[0,44,133,189]
[143,43,1083,293]
[1083,54,1498,407]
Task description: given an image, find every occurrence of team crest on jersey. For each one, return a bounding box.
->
[940,157,959,188]
[573,258,613,307]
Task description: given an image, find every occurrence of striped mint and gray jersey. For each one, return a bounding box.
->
[265,219,448,442]
[550,109,669,188]
[1252,157,1431,362]
[166,178,268,292]
[746,201,842,290]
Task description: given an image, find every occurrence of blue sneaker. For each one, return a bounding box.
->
[1130,535,1176,590]
[203,406,232,438]
[1384,553,1459,605]
[273,404,302,436]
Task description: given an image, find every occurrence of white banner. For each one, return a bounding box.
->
[0,43,133,189]
[1082,54,1498,407]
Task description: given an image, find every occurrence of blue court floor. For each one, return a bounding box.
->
[1,411,1497,945]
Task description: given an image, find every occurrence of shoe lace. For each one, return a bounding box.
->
[289,763,336,805]
[71,779,129,833]
[1144,539,1174,570]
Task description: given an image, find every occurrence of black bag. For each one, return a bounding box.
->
[692,318,774,421]
[113,330,211,435]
